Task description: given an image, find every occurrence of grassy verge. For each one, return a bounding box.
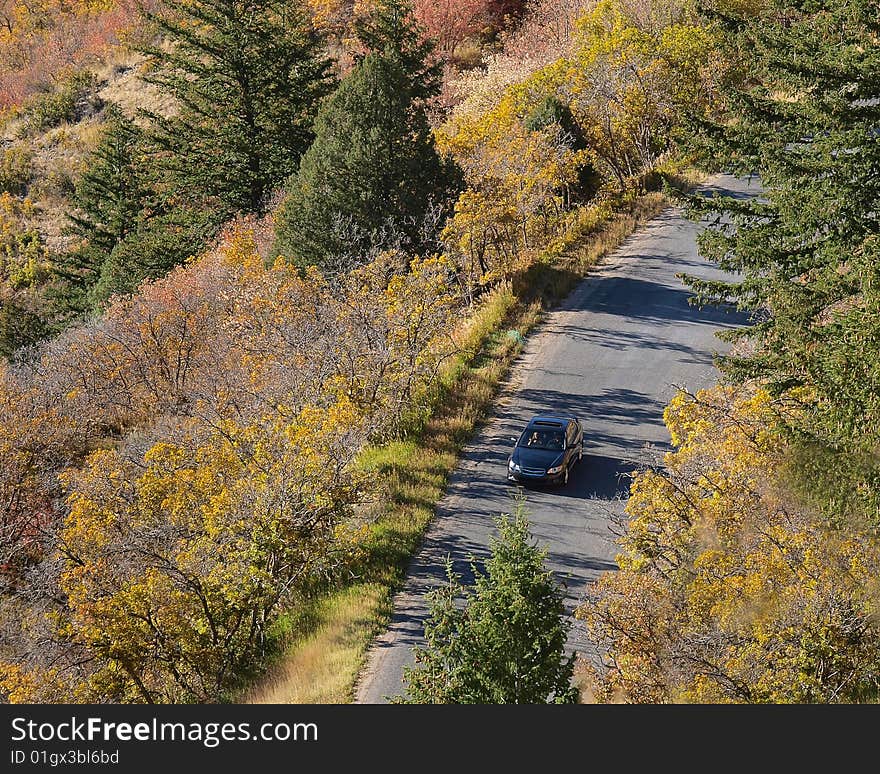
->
[240,189,673,704]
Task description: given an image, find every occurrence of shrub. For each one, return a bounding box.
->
[0,293,49,359]
[18,72,102,136]
[0,144,33,195]
[0,193,48,289]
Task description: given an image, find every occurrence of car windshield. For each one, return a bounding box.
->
[519,428,565,451]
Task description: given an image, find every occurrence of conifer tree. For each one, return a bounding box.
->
[273,0,460,270]
[353,0,441,100]
[397,502,578,704]
[68,105,146,258]
[90,209,220,305]
[44,105,150,316]
[682,0,880,521]
[140,0,334,215]
[57,104,220,307]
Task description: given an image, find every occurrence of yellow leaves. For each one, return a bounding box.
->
[577,570,675,703]
[383,254,457,321]
[60,448,129,552]
[439,81,582,288]
[659,23,718,71]
[0,132,467,702]
[306,0,349,29]
[435,0,723,293]
[0,190,32,217]
[663,386,777,475]
[0,190,48,287]
[0,662,67,704]
[41,394,370,700]
[709,0,767,14]
[574,0,652,65]
[557,0,727,192]
[138,443,202,523]
[218,224,263,274]
[583,383,880,702]
[322,248,463,424]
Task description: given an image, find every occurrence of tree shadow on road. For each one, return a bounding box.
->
[510,452,640,501]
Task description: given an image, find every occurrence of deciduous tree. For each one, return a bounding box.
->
[579,386,880,703]
[413,0,488,57]
[564,0,721,191]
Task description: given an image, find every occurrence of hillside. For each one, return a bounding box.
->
[0,0,534,358]
[3,0,879,706]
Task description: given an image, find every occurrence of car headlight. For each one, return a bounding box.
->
[508,460,521,472]
[547,465,563,474]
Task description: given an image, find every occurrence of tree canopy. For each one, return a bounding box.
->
[681,0,880,523]
[580,386,880,703]
[140,0,335,215]
[398,501,578,704]
[273,0,460,271]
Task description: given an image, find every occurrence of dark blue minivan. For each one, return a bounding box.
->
[507,415,584,487]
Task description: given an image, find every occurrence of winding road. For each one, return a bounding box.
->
[355,174,758,704]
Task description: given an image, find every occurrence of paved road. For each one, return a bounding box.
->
[355,174,758,703]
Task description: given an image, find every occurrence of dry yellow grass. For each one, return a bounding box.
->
[240,583,388,704]
[95,50,180,124]
[0,46,181,255]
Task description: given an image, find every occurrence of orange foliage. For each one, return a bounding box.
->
[0,220,465,700]
[413,0,490,55]
[0,219,463,575]
[0,0,145,110]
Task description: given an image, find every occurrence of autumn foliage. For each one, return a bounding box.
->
[579,386,880,703]
[0,225,464,702]
[436,0,720,294]
[0,0,750,703]
[0,0,144,110]
[413,0,490,55]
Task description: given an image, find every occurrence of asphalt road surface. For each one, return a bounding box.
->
[355,174,759,704]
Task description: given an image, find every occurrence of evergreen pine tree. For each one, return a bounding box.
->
[273,0,460,270]
[396,501,578,704]
[68,104,146,256]
[47,104,150,316]
[353,0,442,101]
[682,0,880,522]
[140,0,334,215]
[56,104,219,308]
[89,209,221,305]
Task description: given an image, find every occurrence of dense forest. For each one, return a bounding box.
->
[1,0,877,703]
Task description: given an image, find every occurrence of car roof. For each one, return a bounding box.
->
[525,415,575,428]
